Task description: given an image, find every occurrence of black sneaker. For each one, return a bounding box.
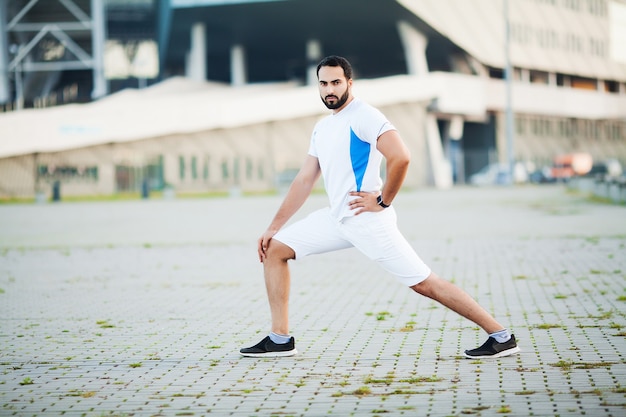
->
[464,334,520,359]
[240,336,297,358]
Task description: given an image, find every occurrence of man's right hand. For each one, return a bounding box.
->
[257,229,277,262]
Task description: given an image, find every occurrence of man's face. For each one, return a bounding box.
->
[318,65,352,110]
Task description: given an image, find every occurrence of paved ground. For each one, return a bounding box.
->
[0,184,625,417]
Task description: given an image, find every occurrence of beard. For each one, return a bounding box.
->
[321,88,350,110]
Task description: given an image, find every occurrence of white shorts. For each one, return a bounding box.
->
[273,207,431,287]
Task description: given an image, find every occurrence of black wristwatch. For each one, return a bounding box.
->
[377,195,390,208]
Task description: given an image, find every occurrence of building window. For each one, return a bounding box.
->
[179,156,185,180]
[191,156,198,180]
[203,156,210,181]
[257,160,265,180]
[221,160,229,180]
[589,37,606,57]
[515,116,526,135]
[488,67,504,79]
[530,70,550,84]
[605,80,619,93]
[246,158,253,181]
[233,157,240,183]
[37,165,98,181]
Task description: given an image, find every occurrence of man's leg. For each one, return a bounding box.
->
[411,272,520,358]
[410,272,503,333]
[263,240,296,336]
[240,239,297,357]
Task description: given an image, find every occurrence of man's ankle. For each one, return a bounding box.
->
[269,332,291,344]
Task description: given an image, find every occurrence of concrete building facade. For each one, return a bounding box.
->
[1,0,625,198]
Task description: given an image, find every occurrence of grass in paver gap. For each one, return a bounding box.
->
[533,323,562,329]
[18,377,33,385]
[549,360,618,371]
[96,319,115,328]
[331,371,445,398]
[365,311,393,321]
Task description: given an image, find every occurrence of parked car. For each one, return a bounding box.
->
[550,152,593,181]
[585,159,623,179]
[469,162,528,186]
[529,166,555,183]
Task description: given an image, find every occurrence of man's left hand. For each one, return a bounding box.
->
[348,191,384,215]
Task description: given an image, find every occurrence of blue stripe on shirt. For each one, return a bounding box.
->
[350,127,370,192]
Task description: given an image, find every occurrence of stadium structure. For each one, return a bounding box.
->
[0,0,625,199]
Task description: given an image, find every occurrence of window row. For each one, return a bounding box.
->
[510,23,608,57]
[178,155,266,183]
[37,165,99,181]
[515,116,625,140]
[534,0,608,16]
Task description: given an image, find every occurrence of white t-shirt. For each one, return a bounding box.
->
[309,98,396,221]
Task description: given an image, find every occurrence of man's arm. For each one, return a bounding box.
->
[258,155,321,260]
[376,129,410,205]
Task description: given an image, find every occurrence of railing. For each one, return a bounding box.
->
[568,175,626,205]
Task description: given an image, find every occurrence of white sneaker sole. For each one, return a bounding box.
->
[240,348,298,358]
[464,346,520,359]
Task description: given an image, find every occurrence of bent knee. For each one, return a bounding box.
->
[265,239,295,262]
[410,272,437,296]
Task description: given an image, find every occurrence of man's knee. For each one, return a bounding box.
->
[410,272,437,296]
[266,240,295,262]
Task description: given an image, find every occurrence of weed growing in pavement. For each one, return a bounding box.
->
[550,360,617,370]
[66,390,96,398]
[96,320,115,329]
[514,390,536,395]
[586,311,614,320]
[400,376,444,383]
[352,386,371,396]
[376,311,392,321]
[399,321,416,332]
[533,323,562,329]
[364,372,395,385]
[18,377,33,385]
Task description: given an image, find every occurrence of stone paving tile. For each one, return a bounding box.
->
[0,186,625,416]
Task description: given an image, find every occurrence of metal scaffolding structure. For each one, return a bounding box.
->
[0,0,106,109]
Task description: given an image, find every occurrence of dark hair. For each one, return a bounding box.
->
[316,55,353,80]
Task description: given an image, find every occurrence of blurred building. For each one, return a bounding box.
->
[0,0,625,199]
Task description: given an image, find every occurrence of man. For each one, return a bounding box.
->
[240,55,519,359]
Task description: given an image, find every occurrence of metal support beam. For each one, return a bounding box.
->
[8,24,92,71]
[186,22,206,81]
[5,0,107,105]
[397,20,429,76]
[504,0,515,183]
[306,39,321,86]
[0,0,9,103]
[231,44,246,86]
[91,0,107,98]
